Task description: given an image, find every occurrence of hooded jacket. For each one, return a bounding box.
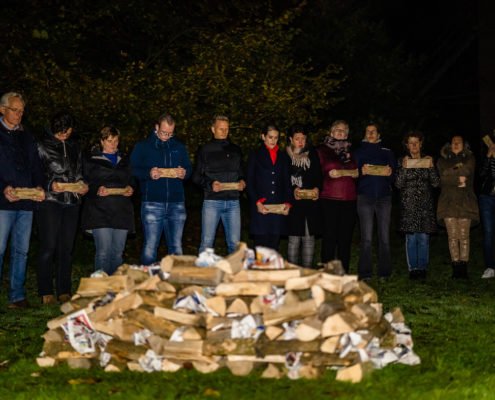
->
[130,133,192,203]
[37,130,84,205]
[0,121,44,211]
[436,143,479,225]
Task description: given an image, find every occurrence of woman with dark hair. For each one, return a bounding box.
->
[247,124,292,251]
[286,124,322,267]
[437,135,479,279]
[316,120,358,272]
[395,131,440,279]
[81,126,135,275]
[37,112,88,304]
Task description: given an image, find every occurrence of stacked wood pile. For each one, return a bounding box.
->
[37,243,419,382]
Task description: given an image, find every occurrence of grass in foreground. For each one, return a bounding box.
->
[0,225,494,400]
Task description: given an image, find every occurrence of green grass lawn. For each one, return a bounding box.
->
[1,217,495,399]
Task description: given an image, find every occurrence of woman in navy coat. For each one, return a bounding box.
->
[247,124,292,251]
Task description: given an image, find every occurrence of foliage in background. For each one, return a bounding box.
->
[0,0,421,154]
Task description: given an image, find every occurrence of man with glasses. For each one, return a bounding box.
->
[193,115,245,255]
[130,113,192,264]
[0,92,45,309]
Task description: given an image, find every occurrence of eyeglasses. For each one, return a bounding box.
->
[4,106,24,115]
[157,130,174,137]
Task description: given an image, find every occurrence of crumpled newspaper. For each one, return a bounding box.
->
[138,350,163,372]
[282,320,300,340]
[173,291,218,316]
[195,248,223,267]
[286,352,302,380]
[90,270,108,278]
[62,309,111,354]
[133,329,153,346]
[231,315,264,339]
[169,326,187,342]
[251,246,284,270]
[261,287,286,310]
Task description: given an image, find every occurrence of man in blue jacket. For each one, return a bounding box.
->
[0,92,45,308]
[354,123,396,281]
[130,113,192,264]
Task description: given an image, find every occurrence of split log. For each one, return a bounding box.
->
[106,339,147,361]
[125,308,177,337]
[321,311,360,337]
[193,360,221,374]
[76,275,133,297]
[42,328,64,343]
[336,362,373,383]
[36,357,56,367]
[320,336,340,354]
[157,168,178,178]
[154,306,204,326]
[93,318,143,342]
[156,280,177,293]
[226,298,249,315]
[216,282,272,297]
[89,292,143,322]
[264,326,283,341]
[232,269,301,285]
[223,242,248,274]
[298,364,320,379]
[226,360,253,376]
[285,273,321,291]
[162,359,183,372]
[183,327,204,340]
[350,303,382,327]
[311,285,325,307]
[227,355,286,363]
[263,299,317,326]
[317,300,347,321]
[295,316,322,342]
[205,296,226,317]
[261,363,283,379]
[168,266,224,286]
[160,255,197,272]
[137,291,176,308]
[342,281,378,304]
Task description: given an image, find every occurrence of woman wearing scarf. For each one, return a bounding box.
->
[316,120,358,272]
[286,125,322,268]
[247,124,292,251]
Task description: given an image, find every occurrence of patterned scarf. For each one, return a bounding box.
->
[324,136,352,164]
[287,145,311,170]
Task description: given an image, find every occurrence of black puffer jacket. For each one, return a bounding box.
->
[81,149,135,232]
[192,139,244,200]
[479,156,495,196]
[37,132,84,205]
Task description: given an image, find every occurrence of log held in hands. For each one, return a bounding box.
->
[218,182,240,191]
[11,187,44,200]
[105,187,128,195]
[264,204,286,214]
[405,158,432,169]
[157,168,178,178]
[56,181,86,192]
[297,189,318,200]
[365,165,390,176]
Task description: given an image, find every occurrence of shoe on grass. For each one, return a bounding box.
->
[41,295,57,305]
[7,299,30,309]
[481,268,495,279]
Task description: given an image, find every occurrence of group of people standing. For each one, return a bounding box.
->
[0,90,492,310]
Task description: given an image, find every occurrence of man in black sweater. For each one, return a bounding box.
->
[193,115,245,255]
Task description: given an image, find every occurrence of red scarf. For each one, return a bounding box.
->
[266,144,279,165]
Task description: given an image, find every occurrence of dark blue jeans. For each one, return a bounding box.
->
[405,233,430,271]
[357,195,392,279]
[480,194,495,268]
[140,201,186,264]
[200,200,241,255]
[0,210,33,303]
[93,228,128,275]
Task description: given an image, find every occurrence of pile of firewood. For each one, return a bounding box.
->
[37,243,419,382]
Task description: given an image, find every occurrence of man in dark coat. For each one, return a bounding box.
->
[193,115,245,255]
[0,92,45,308]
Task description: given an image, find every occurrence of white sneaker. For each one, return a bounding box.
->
[481,268,495,279]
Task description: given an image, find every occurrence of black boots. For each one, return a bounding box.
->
[452,261,468,279]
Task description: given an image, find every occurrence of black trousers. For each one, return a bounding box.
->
[320,199,357,272]
[36,202,80,296]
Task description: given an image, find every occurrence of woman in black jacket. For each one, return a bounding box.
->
[247,123,292,251]
[82,126,135,275]
[37,112,88,304]
[286,124,322,267]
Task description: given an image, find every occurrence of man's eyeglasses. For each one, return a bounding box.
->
[4,106,24,115]
[157,130,174,137]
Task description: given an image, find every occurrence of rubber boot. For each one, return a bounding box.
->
[452,261,461,279]
[458,261,469,279]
